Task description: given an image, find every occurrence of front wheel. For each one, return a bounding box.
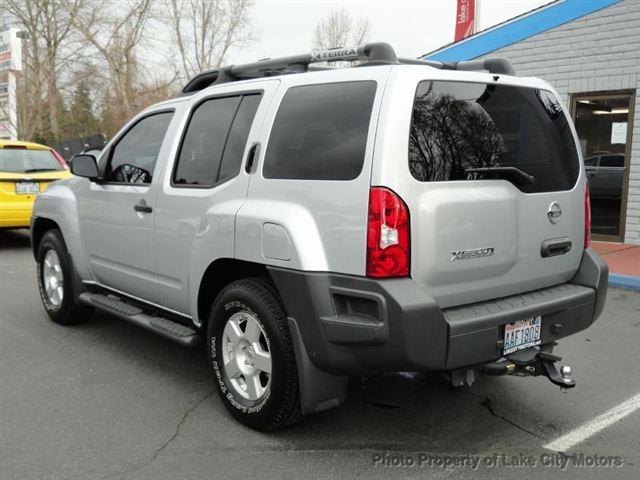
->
[36,229,94,325]
[207,277,303,431]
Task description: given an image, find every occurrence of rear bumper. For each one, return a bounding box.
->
[268,248,608,376]
[0,202,33,228]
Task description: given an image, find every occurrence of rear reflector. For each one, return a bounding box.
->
[585,182,591,248]
[366,187,410,278]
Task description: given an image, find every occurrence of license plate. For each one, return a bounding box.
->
[503,315,542,355]
[15,182,40,195]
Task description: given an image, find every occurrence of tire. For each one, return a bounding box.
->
[207,277,303,431]
[36,229,94,325]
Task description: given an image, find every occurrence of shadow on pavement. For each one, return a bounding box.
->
[0,226,552,454]
[70,310,533,452]
[0,229,32,250]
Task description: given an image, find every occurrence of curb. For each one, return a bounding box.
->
[609,274,640,291]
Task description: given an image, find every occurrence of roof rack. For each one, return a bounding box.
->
[181,43,397,94]
[399,56,516,75]
[441,58,516,76]
[180,43,515,95]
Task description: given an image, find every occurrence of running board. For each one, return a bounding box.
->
[79,293,200,347]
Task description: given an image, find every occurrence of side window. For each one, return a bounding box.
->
[263,81,377,180]
[173,94,261,187]
[218,95,262,183]
[600,154,624,167]
[105,112,173,184]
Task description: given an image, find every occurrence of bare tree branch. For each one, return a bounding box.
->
[163,0,255,80]
[65,0,154,121]
[4,0,86,141]
[312,7,370,51]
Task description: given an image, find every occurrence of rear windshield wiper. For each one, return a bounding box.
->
[465,166,536,185]
[23,168,60,173]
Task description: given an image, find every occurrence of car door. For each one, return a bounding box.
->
[154,80,278,317]
[596,154,625,198]
[78,109,175,303]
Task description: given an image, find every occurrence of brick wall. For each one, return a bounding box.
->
[475,0,640,244]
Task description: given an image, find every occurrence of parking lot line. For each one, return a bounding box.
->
[544,392,640,452]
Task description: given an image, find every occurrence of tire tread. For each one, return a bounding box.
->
[211,276,303,430]
[37,229,93,325]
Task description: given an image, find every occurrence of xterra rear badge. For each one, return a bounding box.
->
[451,247,495,261]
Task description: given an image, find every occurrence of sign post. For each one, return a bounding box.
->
[0,28,24,140]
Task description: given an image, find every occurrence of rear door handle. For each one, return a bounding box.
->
[245,142,260,174]
[540,237,572,258]
[133,201,153,214]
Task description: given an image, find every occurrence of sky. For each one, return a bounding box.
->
[227,0,554,63]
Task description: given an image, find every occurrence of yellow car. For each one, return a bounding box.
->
[0,140,72,228]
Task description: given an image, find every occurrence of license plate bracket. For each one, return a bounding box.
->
[15,182,40,195]
[503,315,542,355]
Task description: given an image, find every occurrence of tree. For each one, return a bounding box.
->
[164,0,254,80]
[312,7,369,51]
[4,0,86,142]
[5,0,256,143]
[67,0,155,123]
[64,78,99,138]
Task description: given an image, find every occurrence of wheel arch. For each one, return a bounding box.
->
[31,217,62,258]
[197,258,349,416]
[196,258,271,328]
[30,183,93,283]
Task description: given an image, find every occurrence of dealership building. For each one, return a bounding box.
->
[426,0,640,245]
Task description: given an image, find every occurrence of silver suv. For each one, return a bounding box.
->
[31,43,608,430]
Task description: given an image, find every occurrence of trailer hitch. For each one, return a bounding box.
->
[536,352,575,388]
[482,345,575,389]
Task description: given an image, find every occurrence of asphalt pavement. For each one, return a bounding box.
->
[1,229,639,480]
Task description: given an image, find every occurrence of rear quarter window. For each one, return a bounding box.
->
[263,81,377,180]
[173,96,241,186]
[408,81,580,193]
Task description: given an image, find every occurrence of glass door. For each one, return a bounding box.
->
[572,92,635,242]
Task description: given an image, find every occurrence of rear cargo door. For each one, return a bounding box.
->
[381,76,585,308]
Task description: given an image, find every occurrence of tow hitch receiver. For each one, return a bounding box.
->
[483,345,576,389]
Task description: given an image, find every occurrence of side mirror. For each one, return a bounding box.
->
[70,154,99,180]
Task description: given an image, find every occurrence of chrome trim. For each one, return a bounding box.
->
[548,201,562,225]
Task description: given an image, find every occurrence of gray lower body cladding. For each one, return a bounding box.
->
[267,248,608,376]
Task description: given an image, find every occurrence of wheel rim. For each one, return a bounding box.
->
[221,311,272,401]
[42,249,64,307]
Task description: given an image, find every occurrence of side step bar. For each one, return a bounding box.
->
[79,293,200,347]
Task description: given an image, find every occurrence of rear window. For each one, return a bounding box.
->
[263,81,376,180]
[409,81,580,193]
[0,148,62,174]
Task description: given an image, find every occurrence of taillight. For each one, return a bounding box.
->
[584,182,591,248]
[51,149,69,170]
[366,187,410,278]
